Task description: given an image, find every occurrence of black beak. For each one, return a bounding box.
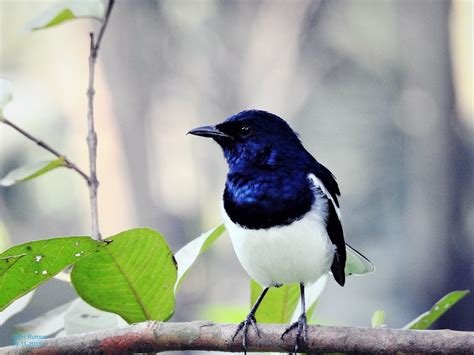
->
[187,125,232,139]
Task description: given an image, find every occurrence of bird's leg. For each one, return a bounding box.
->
[232,286,269,354]
[281,282,308,353]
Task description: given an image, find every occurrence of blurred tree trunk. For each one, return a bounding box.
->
[398,0,472,330]
[100,0,188,248]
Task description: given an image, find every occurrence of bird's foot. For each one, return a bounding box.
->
[232,313,260,354]
[281,312,308,353]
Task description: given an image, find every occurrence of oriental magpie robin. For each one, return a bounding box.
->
[188,110,372,353]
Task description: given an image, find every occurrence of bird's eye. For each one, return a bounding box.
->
[239,125,252,137]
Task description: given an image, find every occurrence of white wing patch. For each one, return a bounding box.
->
[308,173,342,220]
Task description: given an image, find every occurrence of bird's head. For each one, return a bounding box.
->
[188,110,306,171]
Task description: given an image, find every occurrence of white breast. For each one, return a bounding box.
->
[222,188,336,287]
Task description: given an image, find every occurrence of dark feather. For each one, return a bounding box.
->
[312,161,340,207]
[309,160,345,285]
[223,170,314,229]
[326,199,346,286]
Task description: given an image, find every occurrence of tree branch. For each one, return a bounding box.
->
[1,0,115,241]
[85,0,115,241]
[3,321,473,354]
[92,0,115,57]
[0,116,90,184]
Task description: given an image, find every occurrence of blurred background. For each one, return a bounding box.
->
[0,0,473,347]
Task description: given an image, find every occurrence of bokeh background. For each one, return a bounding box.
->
[1,0,473,347]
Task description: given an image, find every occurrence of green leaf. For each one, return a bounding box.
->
[0,158,66,187]
[174,224,226,292]
[249,276,328,325]
[306,301,319,324]
[345,244,375,276]
[0,254,25,276]
[404,290,470,330]
[0,78,12,114]
[371,309,385,328]
[0,237,104,311]
[0,222,10,253]
[200,305,249,323]
[25,0,104,31]
[251,280,300,323]
[291,275,328,323]
[71,228,177,324]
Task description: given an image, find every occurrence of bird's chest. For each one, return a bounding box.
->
[222,172,335,286]
[222,202,335,287]
[223,172,314,229]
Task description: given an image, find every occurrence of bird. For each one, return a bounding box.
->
[188,109,372,353]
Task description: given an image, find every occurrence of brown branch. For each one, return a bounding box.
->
[0,116,90,183]
[85,0,115,241]
[2,321,473,354]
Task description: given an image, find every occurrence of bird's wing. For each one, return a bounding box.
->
[312,162,340,206]
[345,243,375,275]
[308,172,346,286]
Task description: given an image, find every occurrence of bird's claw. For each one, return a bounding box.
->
[232,313,260,354]
[250,315,260,337]
[281,313,308,353]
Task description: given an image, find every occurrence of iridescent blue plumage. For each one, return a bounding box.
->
[215,110,339,230]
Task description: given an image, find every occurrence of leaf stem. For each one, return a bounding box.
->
[86,0,115,241]
[0,116,90,183]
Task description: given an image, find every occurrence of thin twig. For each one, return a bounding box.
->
[1,321,472,354]
[86,0,115,241]
[92,0,115,57]
[0,116,90,183]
